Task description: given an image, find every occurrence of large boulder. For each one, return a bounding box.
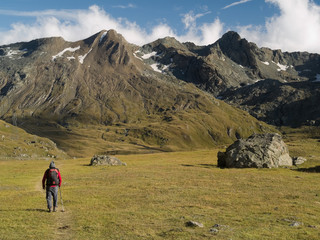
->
[217,133,292,168]
[90,155,126,166]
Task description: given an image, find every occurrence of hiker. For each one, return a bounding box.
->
[42,161,62,212]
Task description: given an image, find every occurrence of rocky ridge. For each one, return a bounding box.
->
[220,80,320,126]
[140,31,320,96]
[0,30,277,156]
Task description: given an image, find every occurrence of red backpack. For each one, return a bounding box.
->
[47,168,60,186]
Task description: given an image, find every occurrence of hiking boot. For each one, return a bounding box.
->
[53,207,56,212]
[48,208,52,213]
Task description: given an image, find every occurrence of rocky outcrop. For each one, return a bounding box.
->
[216,31,258,70]
[217,133,293,168]
[220,80,320,127]
[90,155,126,166]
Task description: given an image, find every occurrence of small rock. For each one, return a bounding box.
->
[185,221,204,228]
[292,157,307,165]
[308,225,317,228]
[209,228,219,233]
[290,221,302,227]
[212,223,229,229]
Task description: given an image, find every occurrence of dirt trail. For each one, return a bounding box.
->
[53,205,74,240]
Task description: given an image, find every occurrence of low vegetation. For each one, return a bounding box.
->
[1,134,319,239]
[0,120,67,159]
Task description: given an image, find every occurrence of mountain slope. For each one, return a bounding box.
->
[220,79,320,127]
[138,31,320,128]
[140,31,320,96]
[0,120,67,159]
[0,30,275,156]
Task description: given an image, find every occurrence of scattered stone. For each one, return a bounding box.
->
[185,221,204,228]
[212,224,229,228]
[217,133,293,168]
[292,156,307,166]
[58,225,70,230]
[209,228,219,233]
[308,225,317,228]
[290,221,302,227]
[90,155,127,166]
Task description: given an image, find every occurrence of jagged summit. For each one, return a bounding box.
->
[215,31,258,69]
[218,31,242,44]
[0,29,319,155]
[0,29,277,155]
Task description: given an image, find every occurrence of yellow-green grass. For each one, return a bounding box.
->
[0,120,67,159]
[1,148,319,239]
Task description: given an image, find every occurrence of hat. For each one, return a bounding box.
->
[49,161,55,169]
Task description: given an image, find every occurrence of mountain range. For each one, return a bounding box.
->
[0,29,318,157]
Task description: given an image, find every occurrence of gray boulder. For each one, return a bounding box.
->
[218,133,292,168]
[90,155,126,166]
[292,156,307,166]
[185,221,204,228]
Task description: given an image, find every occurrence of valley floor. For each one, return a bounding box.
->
[0,146,320,239]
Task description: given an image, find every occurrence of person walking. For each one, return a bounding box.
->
[42,161,62,212]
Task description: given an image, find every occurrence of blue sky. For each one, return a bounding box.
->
[0,0,320,53]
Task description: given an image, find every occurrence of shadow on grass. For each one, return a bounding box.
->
[295,166,320,173]
[26,209,48,212]
[181,164,217,169]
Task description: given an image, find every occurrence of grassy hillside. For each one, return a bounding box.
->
[0,120,67,159]
[17,93,276,158]
[1,139,319,239]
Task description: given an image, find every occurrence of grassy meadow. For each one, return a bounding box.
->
[1,141,320,239]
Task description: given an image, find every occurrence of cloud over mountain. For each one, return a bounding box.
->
[0,5,223,46]
[239,0,320,53]
[0,0,319,53]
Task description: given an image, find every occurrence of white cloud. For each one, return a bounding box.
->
[0,1,319,54]
[223,0,253,9]
[238,0,320,53]
[178,11,223,45]
[0,5,223,47]
[200,19,224,45]
[181,11,211,29]
[112,4,136,9]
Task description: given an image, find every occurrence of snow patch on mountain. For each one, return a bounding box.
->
[52,46,80,61]
[313,74,320,82]
[141,51,158,59]
[99,31,107,43]
[272,61,289,71]
[133,50,143,60]
[150,63,162,73]
[78,48,92,64]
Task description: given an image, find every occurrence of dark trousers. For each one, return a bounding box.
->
[46,186,58,209]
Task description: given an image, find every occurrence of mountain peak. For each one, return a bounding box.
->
[220,31,241,42]
[216,31,258,68]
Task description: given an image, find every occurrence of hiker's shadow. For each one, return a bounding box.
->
[181,164,217,169]
[26,209,47,212]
